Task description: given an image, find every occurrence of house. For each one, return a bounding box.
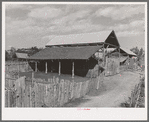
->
[15,52,29,61]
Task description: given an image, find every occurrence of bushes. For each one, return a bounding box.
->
[120,76,145,108]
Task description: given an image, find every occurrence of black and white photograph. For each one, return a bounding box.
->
[2,2,147,120]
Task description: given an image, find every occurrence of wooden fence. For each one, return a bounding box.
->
[105,57,120,76]
[5,72,104,107]
[130,78,145,107]
[5,61,33,73]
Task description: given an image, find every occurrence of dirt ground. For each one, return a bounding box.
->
[64,71,141,107]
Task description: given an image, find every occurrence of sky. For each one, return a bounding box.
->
[5,3,145,50]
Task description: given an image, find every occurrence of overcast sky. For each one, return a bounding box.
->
[5,3,145,50]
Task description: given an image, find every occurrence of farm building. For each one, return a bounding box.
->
[28,30,137,77]
[29,30,122,77]
[15,52,29,61]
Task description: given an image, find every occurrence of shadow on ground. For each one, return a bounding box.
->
[63,97,90,107]
[63,84,107,107]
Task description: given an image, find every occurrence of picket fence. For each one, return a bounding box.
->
[5,72,104,107]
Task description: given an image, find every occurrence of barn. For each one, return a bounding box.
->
[15,52,29,60]
[29,30,121,78]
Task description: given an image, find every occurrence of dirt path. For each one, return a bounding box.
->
[64,71,140,107]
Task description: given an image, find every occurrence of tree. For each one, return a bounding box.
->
[5,51,10,61]
[130,47,145,66]
[130,46,140,55]
[9,47,16,59]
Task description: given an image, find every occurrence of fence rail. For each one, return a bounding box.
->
[5,61,33,73]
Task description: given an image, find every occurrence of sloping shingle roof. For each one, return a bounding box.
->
[16,53,29,59]
[120,47,136,56]
[46,30,113,46]
[29,46,102,60]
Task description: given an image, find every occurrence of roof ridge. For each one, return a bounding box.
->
[54,30,112,38]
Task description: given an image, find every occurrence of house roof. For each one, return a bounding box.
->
[29,46,102,60]
[46,30,120,47]
[120,47,136,56]
[16,53,29,59]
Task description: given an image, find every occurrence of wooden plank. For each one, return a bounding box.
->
[7,90,11,107]
[24,84,27,107]
[61,80,65,106]
[82,82,86,96]
[48,82,52,107]
[53,84,56,107]
[74,82,77,99]
[56,81,60,107]
[76,83,80,98]
[65,80,69,103]
[16,86,22,107]
[5,90,8,107]
[37,83,41,107]
[50,83,54,107]
[44,84,48,107]
[55,81,58,107]
[47,83,52,107]
[24,84,28,107]
[57,81,61,107]
[66,80,70,103]
[59,81,63,106]
[85,81,88,95]
[21,85,26,107]
[80,82,83,97]
[27,84,31,107]
[41,83,45,107]
[31,83,36,107]
[34,82,38,107]
[29,85,32,107]
[72,81,75,99]
[68,81,72,101]
[10,89,15,107]
[64,80,67,103]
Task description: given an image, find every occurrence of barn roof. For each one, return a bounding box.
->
[120,47,136,56]
[16,53,29,59]
[29,46,102,60]
[46,30,120,47]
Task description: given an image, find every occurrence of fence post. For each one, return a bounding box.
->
[135,83,141,108]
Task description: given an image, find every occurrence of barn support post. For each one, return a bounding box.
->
[18,59,20,78]
[72,61,74,78]
[59,61,61,76]
[97,60,100,90]
[105,45,109,65]
[45,61,47,74]
[35,62,37,72]
[32,72,34,86]
[103,44,105,67]
[118,48,120,73]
